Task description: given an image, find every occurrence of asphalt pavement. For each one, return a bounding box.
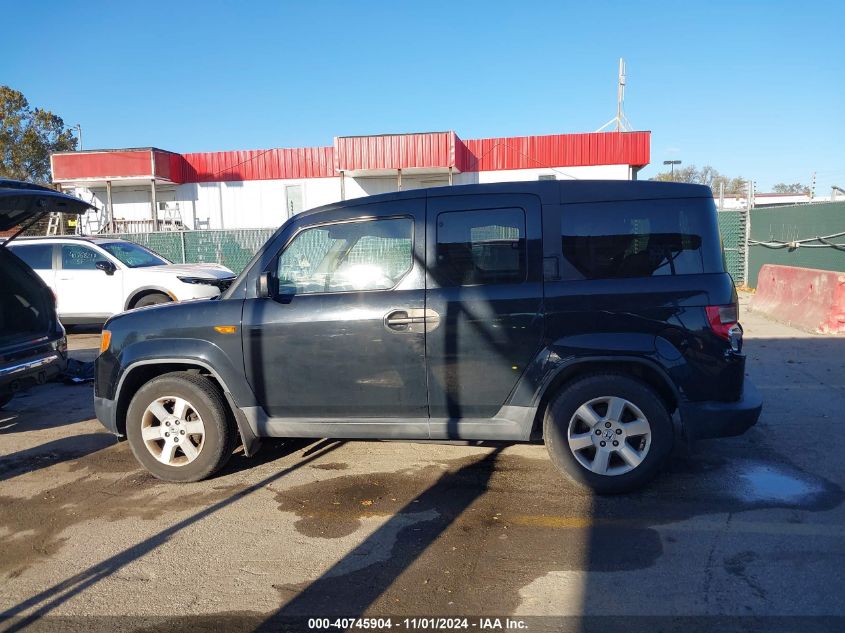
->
[1,296,843,632]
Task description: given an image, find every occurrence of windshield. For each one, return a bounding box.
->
[100,241,169,268]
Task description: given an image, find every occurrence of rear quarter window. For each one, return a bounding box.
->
[560,199,713,280]
[10,244,53,270]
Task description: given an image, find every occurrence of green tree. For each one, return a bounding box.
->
[772,182,809,194]
[0,86,77,184]
[651,164,746,195]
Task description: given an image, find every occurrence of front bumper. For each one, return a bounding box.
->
[679,378,763,441]
[94,395,120,435]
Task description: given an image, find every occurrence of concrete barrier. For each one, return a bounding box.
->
[751,264,845,334]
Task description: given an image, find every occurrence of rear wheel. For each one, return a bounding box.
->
[543,374,673,494]
[133,292,172,308]
[126,372,236,482]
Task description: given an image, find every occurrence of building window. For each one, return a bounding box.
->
[277,217,413,294]
[435,208,526,286]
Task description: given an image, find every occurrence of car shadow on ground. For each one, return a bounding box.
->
[0,433,117,484]
[0,385,95,435]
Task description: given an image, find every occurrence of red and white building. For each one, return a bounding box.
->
[51,129,651,233]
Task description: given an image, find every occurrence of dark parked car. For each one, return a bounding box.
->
[94,181,762,493]
[0,180,93,409]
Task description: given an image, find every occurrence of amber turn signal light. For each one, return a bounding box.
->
[99,330,112,354]
[214,325,238,334]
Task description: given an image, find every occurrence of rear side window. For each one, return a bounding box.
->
[435,208,526,286]
[560,200,706,279]
[10,244,52,270]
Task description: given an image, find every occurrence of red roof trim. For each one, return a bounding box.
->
[52,131,650,184]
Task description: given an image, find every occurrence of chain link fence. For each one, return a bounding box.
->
[115,217,754,283]
[717,210,748,285]
[113,229,276,274]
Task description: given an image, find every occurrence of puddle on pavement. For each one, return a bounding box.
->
[736,463,822,504]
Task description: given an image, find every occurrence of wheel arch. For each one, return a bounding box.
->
[125,286,177,310]
[530,357,679,441]
[114,359,260,456]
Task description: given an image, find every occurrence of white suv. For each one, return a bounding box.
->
[7,237,236,324]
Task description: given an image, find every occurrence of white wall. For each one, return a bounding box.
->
[73,164,634,232]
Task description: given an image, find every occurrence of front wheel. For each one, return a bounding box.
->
[133,292,172,308]
[543,374,673,494]
[126,372,236,482]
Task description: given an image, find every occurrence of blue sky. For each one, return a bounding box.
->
[3,1,843,191]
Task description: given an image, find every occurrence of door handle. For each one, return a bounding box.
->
[384,309,440,333]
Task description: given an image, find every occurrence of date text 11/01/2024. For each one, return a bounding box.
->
[307,618,529,630]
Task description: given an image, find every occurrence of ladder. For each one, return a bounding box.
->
[46,212,62,235]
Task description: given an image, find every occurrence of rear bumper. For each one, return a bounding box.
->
[94,395,120,435]
[680,379,763,440]
[0,351,66,394]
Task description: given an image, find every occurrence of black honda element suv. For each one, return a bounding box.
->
[94,181,761,493]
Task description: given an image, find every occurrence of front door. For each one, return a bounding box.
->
[242,198,428,428]
[425,193,545,435]
[56,243,123,319]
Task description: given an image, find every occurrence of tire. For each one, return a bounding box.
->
[0,393,13,410]
[133,292,172,308]
[126,372,237,482]
[543,374,673,494]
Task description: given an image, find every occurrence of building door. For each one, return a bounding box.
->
[424,192,544,435]
[285,185,303,219]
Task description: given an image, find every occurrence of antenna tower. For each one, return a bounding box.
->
[596,58,633,132]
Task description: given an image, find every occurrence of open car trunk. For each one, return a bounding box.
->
[0,249,55,347]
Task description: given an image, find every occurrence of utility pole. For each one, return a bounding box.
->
[810,171,816,200]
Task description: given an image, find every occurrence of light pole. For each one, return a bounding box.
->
[72,124,82,150]
[663,159,681,180]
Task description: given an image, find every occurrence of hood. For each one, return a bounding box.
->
[142,263,235,279]
[0,179,94,234]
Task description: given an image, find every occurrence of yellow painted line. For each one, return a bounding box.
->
[506,514,845,537]
[280,508,844,538]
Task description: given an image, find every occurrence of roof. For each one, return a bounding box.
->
[293,180,713,222]
[10,235,130,244]
[51,130,652,185]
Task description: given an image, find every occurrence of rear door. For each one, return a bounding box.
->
[425,193,544,434]
[8,243,56,292]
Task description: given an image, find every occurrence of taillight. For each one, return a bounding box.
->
[706,304,743,351]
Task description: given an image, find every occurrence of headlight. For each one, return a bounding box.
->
[177,276,215,285]
[177,276,236,291]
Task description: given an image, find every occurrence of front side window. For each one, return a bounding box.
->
[277,217,413,294]
[561,200,706,279]
[61,244,101,271]
[435,208,526,286]
[11,244,52,270]
[100,241,168,268]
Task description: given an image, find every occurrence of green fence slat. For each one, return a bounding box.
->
[110,203,845,290]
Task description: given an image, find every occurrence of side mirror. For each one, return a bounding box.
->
[256,271,273,298]
[96,260,116,276]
